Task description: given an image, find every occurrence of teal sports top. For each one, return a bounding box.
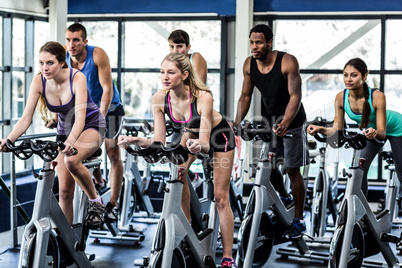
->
[343,87,402,137]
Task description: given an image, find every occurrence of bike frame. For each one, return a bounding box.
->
[237,142,311,267]
[148,163,219,267]
[332,148,399,267]
[18,161,92,268]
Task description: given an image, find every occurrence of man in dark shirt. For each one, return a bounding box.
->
[233,24,309,240]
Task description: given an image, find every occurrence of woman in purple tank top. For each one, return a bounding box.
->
[0,41,106,229]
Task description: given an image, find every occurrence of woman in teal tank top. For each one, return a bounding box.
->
[307,58,402,195]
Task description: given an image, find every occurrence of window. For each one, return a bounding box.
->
[79,21,119,68]
[34,20,50,74]
[274,19,381,70]
[123,20,222,118]
[12,19,25,66]
[124,20,221,68]
[384,75,402,114]
[385,20,402,70]
[123,72,160,118]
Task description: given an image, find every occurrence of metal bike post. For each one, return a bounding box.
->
[10,153,18,248]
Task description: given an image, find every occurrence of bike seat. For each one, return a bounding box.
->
[88,147,102,159]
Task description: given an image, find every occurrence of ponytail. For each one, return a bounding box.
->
[359,82,371,130]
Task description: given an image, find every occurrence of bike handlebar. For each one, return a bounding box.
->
[123,119,179,138]
[124,119,153,137]
[125,141,209,165]
[317,130,384,150]
[5,139,78,162]
[238,120,293,142]
[307,116,333,128]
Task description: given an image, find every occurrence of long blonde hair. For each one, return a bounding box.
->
[37,41,68,123]
[162,52,211,103]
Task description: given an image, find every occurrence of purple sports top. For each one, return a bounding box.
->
[41,68,106,137]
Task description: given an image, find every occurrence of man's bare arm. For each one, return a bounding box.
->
[234,57,254,127]
[94,47,114,117]
[279,53,302,128]
[191,52,207,84]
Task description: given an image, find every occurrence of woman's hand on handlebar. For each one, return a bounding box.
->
[61,140,76,156]
[307,124,322,136]
[0,139,7,152]
[44,119,57,129]
[117,135,140,149]
[186,139,202,154]
[364,127,377,140]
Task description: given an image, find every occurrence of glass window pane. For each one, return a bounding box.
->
[385,20,402,70]
[13,18,25,66]
[274,20,381,70]
[0,18,2,64]
[124,20,221,69]
[303,74,344,121]
[12,72,24,118]
[0,71,2,170]
[34,20,50,74]
[384,75,402,114]
[79,21,118,68]
[207,73,220,112]
[123,73,160,118]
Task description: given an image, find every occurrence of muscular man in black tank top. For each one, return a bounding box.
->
[233,24,309,240]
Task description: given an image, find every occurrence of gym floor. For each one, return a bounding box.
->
[1,211,402,267]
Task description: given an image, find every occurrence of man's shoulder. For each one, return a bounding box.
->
[92,46,108,57]
[243,56,252,72]
[280,51,298,65]
[92,46,110,66]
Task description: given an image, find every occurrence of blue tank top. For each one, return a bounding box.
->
[343,88,402,137]
[66,45,121,112]
[42,68,106,136]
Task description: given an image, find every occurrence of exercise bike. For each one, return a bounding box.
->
[322,130,402,268]
[119,118,175,224]
[235,121,330,268]
[4,139,93,268]
[129,141,219,267]
[88,119,147,244]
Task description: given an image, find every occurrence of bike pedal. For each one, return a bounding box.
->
[86,253,95,261]
[203,255,215,267]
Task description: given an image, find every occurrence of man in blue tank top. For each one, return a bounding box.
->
[233,24,309,240]
[65,23,124,222]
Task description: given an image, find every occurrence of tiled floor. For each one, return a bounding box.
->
[1,212,402,267]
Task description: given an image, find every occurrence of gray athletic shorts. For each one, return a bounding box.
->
[269,125,310,168]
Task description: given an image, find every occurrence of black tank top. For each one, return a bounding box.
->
[164,91,201,131]
[250,51,306,129]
